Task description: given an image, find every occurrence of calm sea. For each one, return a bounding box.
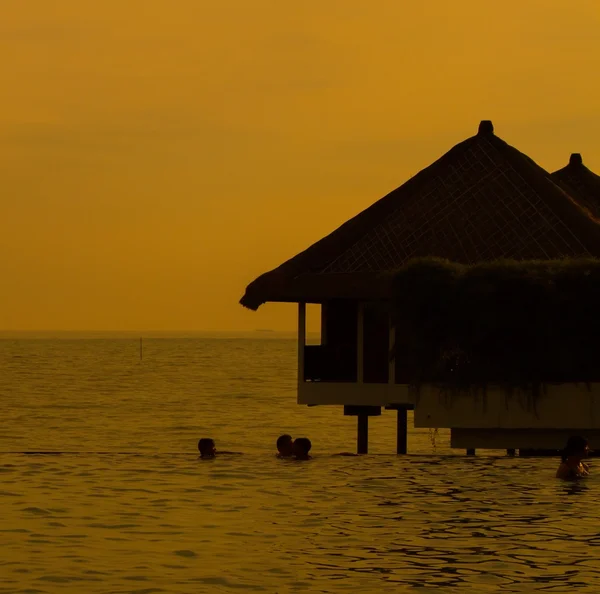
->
[1,336,598,593]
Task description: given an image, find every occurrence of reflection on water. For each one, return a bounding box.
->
[0,338,598,592]
[561,481,589,497]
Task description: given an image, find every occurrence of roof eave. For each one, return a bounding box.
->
[239,272,393,310]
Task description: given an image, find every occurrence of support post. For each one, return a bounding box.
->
[385,404,414,454]
[320,302,328,346]
[344,406,381,455]
[357,302,364,384]
[357,414,368,454]
[298,302,306,385]
[396,408,408,455]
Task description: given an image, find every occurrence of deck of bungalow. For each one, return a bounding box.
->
[240,121,600,455]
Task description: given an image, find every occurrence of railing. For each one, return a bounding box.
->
[304,345,357,382]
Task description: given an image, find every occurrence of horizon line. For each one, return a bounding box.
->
[0,329,320,334]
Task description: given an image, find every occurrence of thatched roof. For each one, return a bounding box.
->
[551,154,600,220]
[241,121,600,310]
[390,258,600,386]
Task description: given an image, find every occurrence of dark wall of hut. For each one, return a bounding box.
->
[390,258,600,386]
[362,303,389,383]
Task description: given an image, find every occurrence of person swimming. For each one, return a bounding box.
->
[198,438,216,459]
[556,436,590,479]
[197,438,242,458]
[276,434,294,458]
[292,437,312,460]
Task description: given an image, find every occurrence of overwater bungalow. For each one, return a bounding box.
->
[240,121,600,454]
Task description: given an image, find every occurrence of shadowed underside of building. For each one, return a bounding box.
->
[239,121,600,455]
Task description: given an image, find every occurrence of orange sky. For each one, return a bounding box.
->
[1,0,599,332]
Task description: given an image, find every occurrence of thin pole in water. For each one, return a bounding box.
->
[140,337,143,361]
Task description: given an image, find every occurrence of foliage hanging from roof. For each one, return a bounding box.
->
[390,258,600,389]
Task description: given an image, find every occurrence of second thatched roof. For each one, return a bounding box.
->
[551,153,600,220]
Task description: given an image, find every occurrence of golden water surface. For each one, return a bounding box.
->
[1,337,598,593]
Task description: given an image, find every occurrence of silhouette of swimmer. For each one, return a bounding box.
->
[198,438,216,459]
[276,434,294,458]
[197,438,241,459]
[292,437,312,460]
[556,436,590,479]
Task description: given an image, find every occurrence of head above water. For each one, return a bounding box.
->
[198,438,216,458]
[562,436,589,462]
[293,437,312,457]
[276,434,294,456]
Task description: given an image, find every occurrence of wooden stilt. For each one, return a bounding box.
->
[396,408,408,455]
[357,414,369,454]
[344,405,380,454]
[385,404,414,455]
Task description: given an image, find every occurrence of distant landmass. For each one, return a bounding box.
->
[0,330,320,340]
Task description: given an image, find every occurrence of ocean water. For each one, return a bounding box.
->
[1,336,598,594]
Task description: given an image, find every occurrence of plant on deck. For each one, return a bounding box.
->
[389,258,600,396]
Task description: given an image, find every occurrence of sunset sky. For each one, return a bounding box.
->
[2,0,599,332]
